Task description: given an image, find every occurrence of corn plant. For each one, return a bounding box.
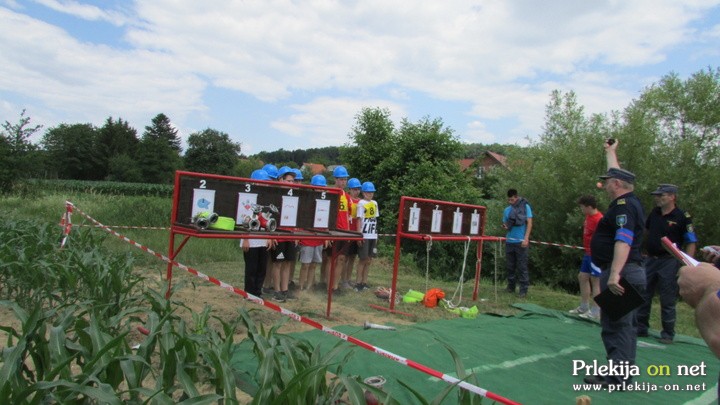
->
[23,179,173,198]
[0,218,145,319]
[234,310,367,404]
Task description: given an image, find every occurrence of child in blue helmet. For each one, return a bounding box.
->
[342,178,362,289]
[292,168,304,184]
[262,164,279,180]
[298,174,329,290]
[241,169,272,298]
[321,166,353,295]
[268,168,298,302]
[355,181,379,291]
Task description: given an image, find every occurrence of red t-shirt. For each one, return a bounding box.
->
[583,211,603,255]
[336,190,352,230]
[300,239,323,247]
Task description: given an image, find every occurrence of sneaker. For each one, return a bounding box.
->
[579,311,599,321]
[262,287,275,295]
[569,306,589,315]
[271,292,286,303]
[288,281,298,291]
[657,337,673,344]
[283,290,297,301]
[354,283,366,292]
[314,282,328,291]
[331,288,344,296]
[505,286,515,293]
[518,291,527,298]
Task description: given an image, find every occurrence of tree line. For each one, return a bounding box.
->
[0,113,244,187]
[0,110,497,189]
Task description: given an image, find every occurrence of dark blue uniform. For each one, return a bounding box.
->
[590,191,646,385]
[637,207,697,340]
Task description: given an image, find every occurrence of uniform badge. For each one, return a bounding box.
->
[616,214,627,227]
[617,198,626,205]
[688,224,695,233]
[667,220,677,227]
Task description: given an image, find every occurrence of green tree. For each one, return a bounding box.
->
[136,113,182,183]
[345,108,482,280]
[493,91,618,288]
[144,113,181,153]
[0,110,42,189]
[96,117,139,180]
[41,123,101,180]
[184,128,241,175]
[232,157,265,178]
[107,154,143,182]
[342,107,396,203]
[625,68,720,245]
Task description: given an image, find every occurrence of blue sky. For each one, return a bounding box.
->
[1,1,719,155]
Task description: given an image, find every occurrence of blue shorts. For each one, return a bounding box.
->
[579,255,601,277]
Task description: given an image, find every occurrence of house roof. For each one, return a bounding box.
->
[458,158,476,171]
[484,151,507,168]
[302,162,327,175]
[458,151,508,171]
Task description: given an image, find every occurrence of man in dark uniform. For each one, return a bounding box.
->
[637,184,697,344]
[584,139,646,388]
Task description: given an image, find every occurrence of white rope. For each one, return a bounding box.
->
[494,241,500,303]
[424,235,432,293]
[447,236,471,307]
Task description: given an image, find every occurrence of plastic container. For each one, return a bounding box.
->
[209,216,235,231]
[402,289,425,303]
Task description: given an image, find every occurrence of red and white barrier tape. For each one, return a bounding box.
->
[504,237,583,250]
[382,233,584,251]
[58,201,74,248]
[73,224,169,231]
[60,201,520,405]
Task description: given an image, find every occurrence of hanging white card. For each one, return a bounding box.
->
[314,199,331,228]
[280,195,299,227]
[431,209,443,233]
[191,189,216,218]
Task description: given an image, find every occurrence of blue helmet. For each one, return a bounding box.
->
[250,169,270,180]
[277,166,296,179]
[262,164,279,179]
[311,174,327,186]
[292,168,303,180]
[332,165,349,178]
[348,178,361,189]
[361,181,376,192]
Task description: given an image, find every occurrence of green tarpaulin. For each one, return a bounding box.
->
[231,303,718,404]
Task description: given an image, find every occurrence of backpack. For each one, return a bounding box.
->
[505,198,528,228]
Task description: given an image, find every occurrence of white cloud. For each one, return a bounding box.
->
[1,0,718,153]
[31,0,130,26]
[0,7,205,135]
[463,120,496,144]
[270,97,406,148]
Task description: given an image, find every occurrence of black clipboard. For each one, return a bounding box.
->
[593,278,645,321]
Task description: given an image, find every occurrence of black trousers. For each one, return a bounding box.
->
[243,247,268,297]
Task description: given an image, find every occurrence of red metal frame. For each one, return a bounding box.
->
[389,196,493,311]
[166,171,362,318]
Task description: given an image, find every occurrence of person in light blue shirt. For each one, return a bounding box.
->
[502,189,533,297]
